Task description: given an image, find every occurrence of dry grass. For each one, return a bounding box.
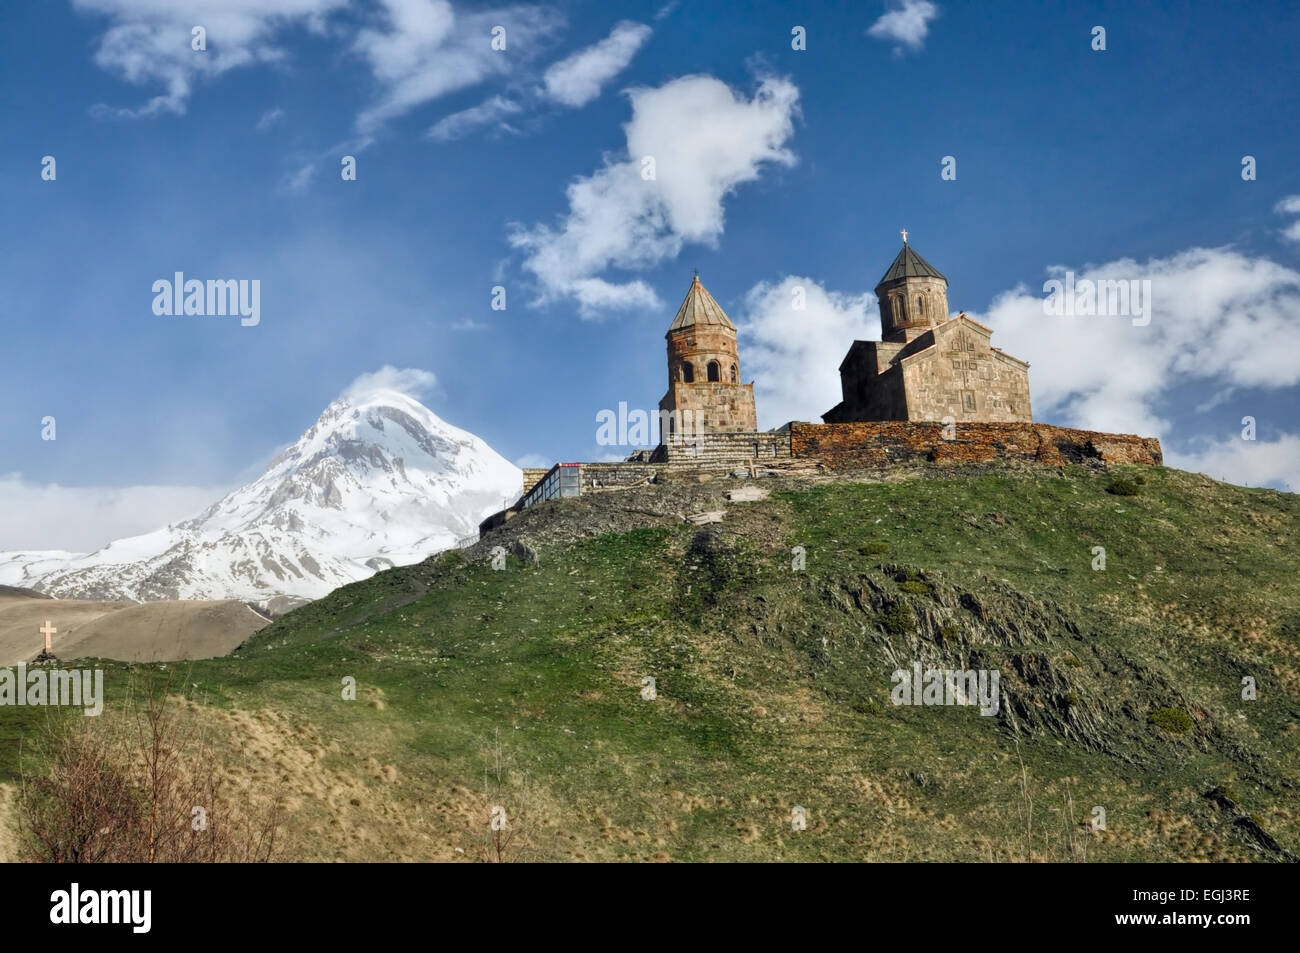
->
[16,674,284,863]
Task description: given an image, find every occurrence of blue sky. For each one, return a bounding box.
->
[2,0,1299,550]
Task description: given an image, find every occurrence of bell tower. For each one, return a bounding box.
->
[658,274,757,439]
[875,231,949,342]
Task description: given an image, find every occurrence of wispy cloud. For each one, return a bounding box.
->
[428,19,652,143]
[75,0,346,118]
[282,162,316,192]
[541,20,652,107]
[342,366,438,400]
[1276,194,1300,243]
[353,0,563,135]
[256,107,285,131]
[867,0,940,54]
[427,95,522,141]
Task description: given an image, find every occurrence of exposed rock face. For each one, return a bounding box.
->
[508,538,540,565]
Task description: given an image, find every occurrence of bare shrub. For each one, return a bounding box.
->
[470,729,546,863]
[18,673,284,863]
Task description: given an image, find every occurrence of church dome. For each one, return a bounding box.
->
[877,242,946,287]
[874,238,949,342]
[667,274,737,334]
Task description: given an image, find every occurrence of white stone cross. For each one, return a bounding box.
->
[40,620,56,653]
[901,228,908,244]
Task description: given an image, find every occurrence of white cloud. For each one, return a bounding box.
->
[425,19,652,145]
[975,247,1300,438]
[427,95,522,141]
[354,0,563,134]
[509,73,800,316]
[542,20,652,107]
[1166,434,1300,492]
[1275,195,1300,215]
[282,162,315,191]
[1275,194,1300,243]
[739,276,876,429]
[0,474,224,553]
[74,0,346,117]
[256,107,284,130]
[514,453,552,467]
[867,0,940,53]
[1193,387,1236,414]
[342,366,438,400]
[449,318,489,330]
[75,1,648,140]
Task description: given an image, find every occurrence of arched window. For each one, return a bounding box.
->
[707,361,720,382]
[682,362,694,383]
[730,364,738,382]
[917,296,925,316]
[895,297,907,322]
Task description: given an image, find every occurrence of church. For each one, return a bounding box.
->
[653,235,1032,440]
[486,238,1157,534]
[658,272,757,438]
[822,236,1032,424]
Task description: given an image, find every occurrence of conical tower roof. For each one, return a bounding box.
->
[877,243,946,286]
[667,274,736,333]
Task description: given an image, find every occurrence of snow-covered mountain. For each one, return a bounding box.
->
[0,390,521,603]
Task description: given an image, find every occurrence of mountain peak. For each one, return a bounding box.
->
[0,390,522,603]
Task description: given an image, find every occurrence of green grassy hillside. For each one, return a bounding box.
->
[3,463,1297,861]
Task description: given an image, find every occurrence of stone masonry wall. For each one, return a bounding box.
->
[788,421,1162,469]
[577,463,662,488]
[522,468,550,495]
[900,324,1032,423]
[476,423,1162,539]
[661,323,758,434]
[654,430,791,465]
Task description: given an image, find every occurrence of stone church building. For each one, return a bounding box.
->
[823,239,1032,424]
[658,273,758,437]
[482,244,1158,536]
